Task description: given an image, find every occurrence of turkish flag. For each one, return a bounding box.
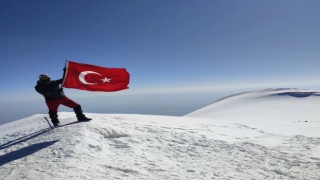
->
[63,61,130,92]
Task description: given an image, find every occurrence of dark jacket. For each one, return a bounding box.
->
[35,79,66,100]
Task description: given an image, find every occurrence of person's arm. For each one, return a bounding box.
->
[53,67,66,86]
[34,85,46,95]
[55,79,64,84]
[35,85,44,95]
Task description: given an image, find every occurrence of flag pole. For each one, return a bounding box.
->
[62,60,69,86]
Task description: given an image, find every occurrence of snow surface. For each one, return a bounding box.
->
[187,88,320,137]
[1,88,320,180]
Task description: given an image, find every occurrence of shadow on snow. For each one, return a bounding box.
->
[0,140,58,166]
[0,128,53,150]
[273,91,320,98]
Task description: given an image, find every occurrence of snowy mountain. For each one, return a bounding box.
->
[187,88,320,136]
[1,89,320,180]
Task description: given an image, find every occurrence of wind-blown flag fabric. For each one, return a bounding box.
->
[63,61,130,92]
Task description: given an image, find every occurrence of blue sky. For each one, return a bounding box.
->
[1,0,320,124]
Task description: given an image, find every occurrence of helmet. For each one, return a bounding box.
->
[39,74,51,82]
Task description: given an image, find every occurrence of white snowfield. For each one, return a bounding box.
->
[0,89,320,180]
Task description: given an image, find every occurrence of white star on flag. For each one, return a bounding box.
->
[101,77,111,83]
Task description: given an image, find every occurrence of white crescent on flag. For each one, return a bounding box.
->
[78,71,101,85]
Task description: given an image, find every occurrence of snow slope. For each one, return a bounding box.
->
[1,88,320,180]
[187,88,320,137]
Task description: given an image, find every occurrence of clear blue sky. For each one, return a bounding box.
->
[1,0,320,124]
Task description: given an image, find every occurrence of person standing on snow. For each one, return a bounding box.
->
[35,73,91,126]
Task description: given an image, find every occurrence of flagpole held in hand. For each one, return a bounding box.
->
[62,60,69,86]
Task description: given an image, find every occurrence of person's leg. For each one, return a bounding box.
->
[61,98,91,121]
[46,99,61,126]
[60,97,79,109]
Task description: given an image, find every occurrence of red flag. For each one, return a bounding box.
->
[63,61,130,92]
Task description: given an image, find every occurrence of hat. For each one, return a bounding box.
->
[39,74,51,81]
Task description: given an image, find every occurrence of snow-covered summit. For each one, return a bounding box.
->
[1,89,320,180]
[187,88,320,115]
[186,88,320,137]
